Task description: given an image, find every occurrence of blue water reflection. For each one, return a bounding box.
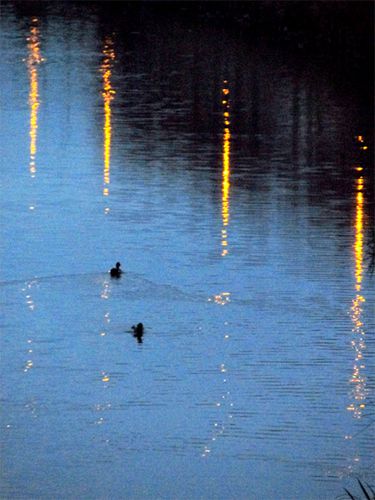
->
[0,3,373,499]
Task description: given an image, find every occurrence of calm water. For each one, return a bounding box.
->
[1,3,374,499]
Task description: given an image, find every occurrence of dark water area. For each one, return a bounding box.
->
[0,2,374,499]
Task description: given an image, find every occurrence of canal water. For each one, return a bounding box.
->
[0,3,374,499]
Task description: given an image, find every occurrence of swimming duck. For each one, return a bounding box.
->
[110,262,123,278]
[132,323,144,343]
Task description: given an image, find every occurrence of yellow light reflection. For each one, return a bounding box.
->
[27,19,43,177]
[202,81,234,457]
[348,175,367,419]
[356,135,368,151]
[100,36,115,209]
[354,178,364,291]
[221,82,231,256]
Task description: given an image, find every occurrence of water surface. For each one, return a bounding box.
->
[1,3,374,499]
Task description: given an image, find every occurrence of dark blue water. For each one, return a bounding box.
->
[1,3,374,499]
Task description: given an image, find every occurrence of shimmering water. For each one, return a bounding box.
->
[1,3,374,499]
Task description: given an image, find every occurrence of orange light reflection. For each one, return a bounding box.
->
[348,176,367,419]
[100,37,115,209]
[27,20,43,177]
[221,83,231,256]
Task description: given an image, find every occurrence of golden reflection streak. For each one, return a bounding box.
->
[27,19,43,177]
[347,176,367,419]
[354,177,364,292]
[221,82,231,256]
[100,37,115,209]
[202,82,233,455]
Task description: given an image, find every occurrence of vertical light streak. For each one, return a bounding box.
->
[221,82,231,256]
[347,176,367,419]
[27,19,43,177]
[201,297,234,459]
[97,276,112,425]
[21,280,39,374]
[100,37,115,211]
[354,177,364,292]
[201,83,234,455]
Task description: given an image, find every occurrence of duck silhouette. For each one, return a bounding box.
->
[110,262,123,278]
[132,323,144,343]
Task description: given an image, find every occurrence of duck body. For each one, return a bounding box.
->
[132,323,144,343]
[110,262,123,278]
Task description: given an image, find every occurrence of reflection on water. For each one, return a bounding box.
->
[21,280,39,374]
[100,36,115,213]
[99,273,112,428]
[208,79,233,462]
[347,174,368,419]
[0,3,374,499]
[100,275,111,339]
[26,18,43,177]
[201,301,234,459]
[22,279,38,312]
[354,177,364,294]
[208,292,231,306]
[221,81,231,257]
[356,135,368,152]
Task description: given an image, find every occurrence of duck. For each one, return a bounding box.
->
[132,323,144,343]
[110,262,123,278]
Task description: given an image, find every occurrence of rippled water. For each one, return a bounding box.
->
[1,3,374,499]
